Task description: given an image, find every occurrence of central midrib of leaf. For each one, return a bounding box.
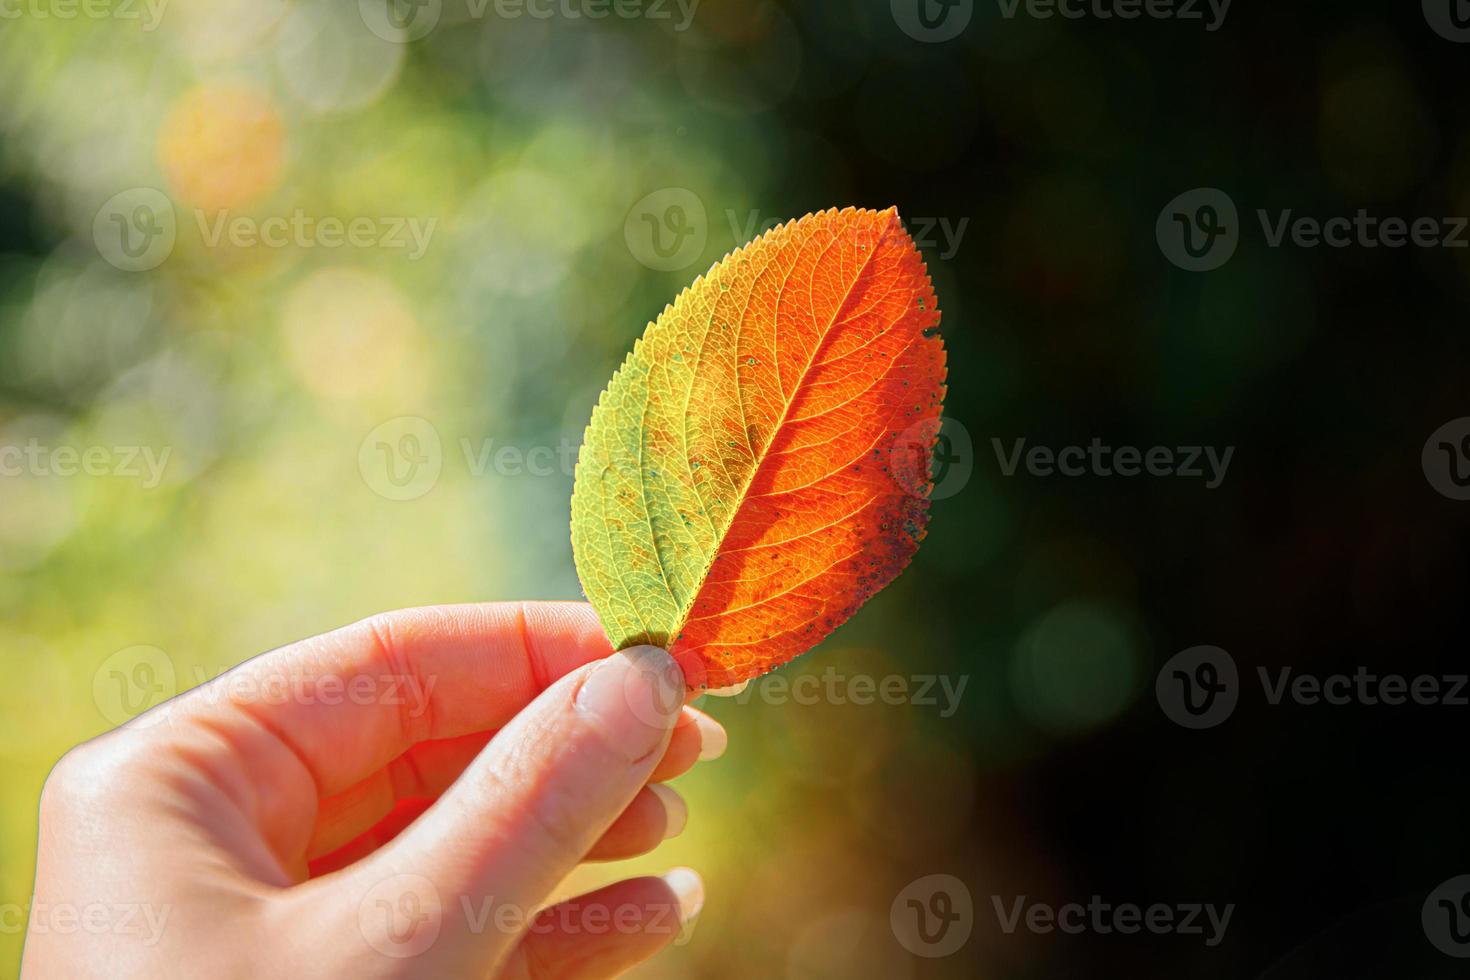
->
[652,218,891,647]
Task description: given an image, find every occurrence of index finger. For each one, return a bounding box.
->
[162,601,614,798]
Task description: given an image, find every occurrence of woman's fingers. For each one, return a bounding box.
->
[497,872,704,980]
[129,601,620,869]
[312,778,688,877]
[305,732,492,861]
[304,706,723,864]
[391,645,682,897]
[307,797,433,877]
[311,777,691,880]
[651,706,725,782]
[689,708,728,761]
[585,785,687,862]
[166,601,615,800]
[307,646,685,972]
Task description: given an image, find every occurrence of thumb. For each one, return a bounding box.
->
[310,645,685,972]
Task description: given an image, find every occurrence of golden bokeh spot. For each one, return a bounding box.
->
[158,83,285,210]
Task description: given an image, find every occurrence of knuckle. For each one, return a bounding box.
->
[40,733,144,814]
[40,742,100,814]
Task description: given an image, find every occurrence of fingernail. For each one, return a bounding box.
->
[648,784,687,839]
[693,713,727,761]
[575,646,684,761]
[705,680,749,698]
[661,867,704,924]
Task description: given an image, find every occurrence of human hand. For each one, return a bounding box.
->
[21,601,726,978]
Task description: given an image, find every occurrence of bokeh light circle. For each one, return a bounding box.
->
[158,84,285,210]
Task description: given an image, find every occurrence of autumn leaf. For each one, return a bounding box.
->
[570,206,947,689]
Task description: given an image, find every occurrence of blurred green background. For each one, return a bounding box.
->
[3,1,1470,977]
